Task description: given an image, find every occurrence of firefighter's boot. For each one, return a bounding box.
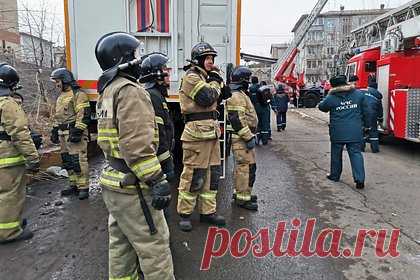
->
[356,182,365,189]
[179,214,192,232]
[78,189,89,200]
[61,185,78,196]
[236,200,258,211]
[0,228,34,245]
[200,213,226,226]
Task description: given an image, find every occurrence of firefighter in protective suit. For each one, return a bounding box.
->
[95,32,174,280]
[226,66,259,211]
[0,63,40,244]
[139,53,175,183]
[50,68,91,200]
[177,42,229,232]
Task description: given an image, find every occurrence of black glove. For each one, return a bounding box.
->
[207,71,224,84]
[220,85,232,101]
[161,158,176,183]
[26,161,40,173]
[50,127,59,144]
[150,178,172,210]
[245,137,256,150]
[69,127,84,143]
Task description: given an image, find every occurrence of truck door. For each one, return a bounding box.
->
[198,0,231,178]
[198,0,231,77]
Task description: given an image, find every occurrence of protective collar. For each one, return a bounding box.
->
[0,87,11,97]
[144,82,169,97]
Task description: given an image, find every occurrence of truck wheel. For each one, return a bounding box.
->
[303,93,320,108]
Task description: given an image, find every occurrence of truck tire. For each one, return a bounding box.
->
[303,92,320,108]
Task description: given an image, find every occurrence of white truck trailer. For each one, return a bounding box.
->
[64,0,240,98]
[64,0,242,174]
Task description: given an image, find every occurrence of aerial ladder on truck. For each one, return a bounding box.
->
[271,0,329,108]
[344,0,420,142]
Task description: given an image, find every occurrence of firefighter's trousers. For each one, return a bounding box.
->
[59,132,89,190]
[0,165,26,242]
[177,139,221,215]
[102,188,174,280]
[232,138,257,201]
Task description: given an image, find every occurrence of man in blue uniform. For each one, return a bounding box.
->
[318,75,370,189]
[249,77,260,140]
[362,77,383,153]
[271,84,290,131]
[256,85,272,145]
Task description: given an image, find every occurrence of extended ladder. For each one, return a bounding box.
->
[272,0,329,78]
[351,0,420,49]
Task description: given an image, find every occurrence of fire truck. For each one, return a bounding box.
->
[64,0,241,175]
[345,0,420,143]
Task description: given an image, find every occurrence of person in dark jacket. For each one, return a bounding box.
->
[362,77,383,153]
[249,76,259,107]
[271,84,290,131]
[318,75,370,189]
[260,81,272,139]
[139,53,175,183]
[256,85,272,145]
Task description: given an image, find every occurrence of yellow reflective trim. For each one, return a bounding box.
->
[97,136,119,142]
[238,126,251,137]
[227,105,246,112]
[76,102,90,112]
[103,170,125,179]
[157,151,171,162]
[155,116,164,125]
[0,155,25,166]
[163,103,168,110]
[189,81,207,99]
[75,122,88,130]
[236,192,251,201]
[131,157,161,178]
[226,124,233,131]
[98,128,118,134]
[178,191,196,201]
[199,191,217,200]
[0,221,20,230]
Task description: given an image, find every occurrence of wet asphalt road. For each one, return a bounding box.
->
[1,109,420,280]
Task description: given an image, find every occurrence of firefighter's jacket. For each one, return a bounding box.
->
[226,90,258,142]
[54,89,91,131]
[147,87,174,163]
[96,76,162,194]
[179,65,222,142]
[364,87,383,127]
[0,93,39,169]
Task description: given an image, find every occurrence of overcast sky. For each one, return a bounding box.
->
[21,0,411,55]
